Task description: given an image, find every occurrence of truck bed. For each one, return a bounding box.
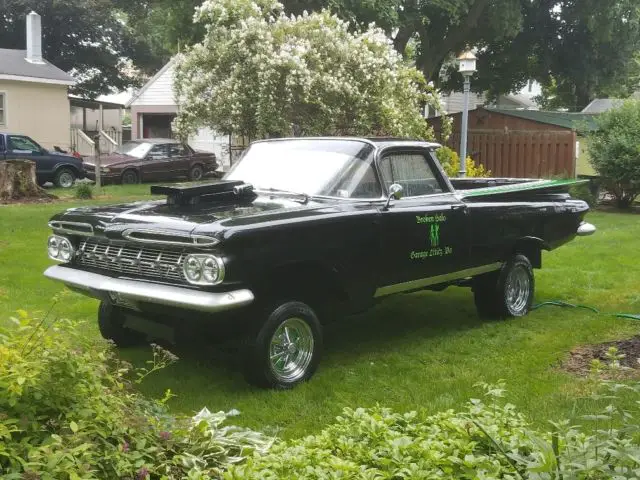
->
[450,178,586,201]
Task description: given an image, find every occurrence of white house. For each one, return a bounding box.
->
[436,80,542,116]
[125,58,231,168]
[0,12,75,150]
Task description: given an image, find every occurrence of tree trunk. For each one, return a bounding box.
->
[0,160,56,203]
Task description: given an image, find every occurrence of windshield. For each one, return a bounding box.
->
[224,139,381,198]
[115,141,153,159]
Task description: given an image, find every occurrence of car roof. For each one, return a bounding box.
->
[126,138,180,144]
[251,136,441,149]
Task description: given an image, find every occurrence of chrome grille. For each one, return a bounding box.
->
[77,237,186,284]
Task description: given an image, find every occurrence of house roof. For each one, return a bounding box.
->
[501,93,538,109]
[484,107,599,131]
[0,48,74,85]
[125,57,177,108]
[581,98,625,114]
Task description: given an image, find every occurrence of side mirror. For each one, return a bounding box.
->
[383,183,403,210]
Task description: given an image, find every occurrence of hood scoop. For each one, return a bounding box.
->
[151,180,257,206]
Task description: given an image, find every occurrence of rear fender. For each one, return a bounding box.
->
[513,236,548,269]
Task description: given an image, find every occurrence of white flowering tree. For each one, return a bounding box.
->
[173,0,443,140]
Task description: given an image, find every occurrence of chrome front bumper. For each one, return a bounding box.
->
[44,265,254,313]
[577,221,596,236]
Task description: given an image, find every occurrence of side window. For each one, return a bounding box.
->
[168,144,188,157]
[148,144,169,160]
[0,135,5,151]
[8,135,41,153]
[378,152,444,197]
[326,159,383,199]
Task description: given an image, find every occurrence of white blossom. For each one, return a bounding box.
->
[174,0,445,139]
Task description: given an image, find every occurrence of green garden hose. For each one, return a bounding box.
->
[531,301,640,321]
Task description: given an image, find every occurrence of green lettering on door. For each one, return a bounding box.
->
[430,223,440,247]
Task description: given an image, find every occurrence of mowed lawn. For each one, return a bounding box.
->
[1,186,639,440]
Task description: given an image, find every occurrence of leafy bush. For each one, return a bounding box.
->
[436,146,491,178]
[587,100,640,208]
[173,0,443,140]
[569,180,600,207]
[74,183,94,199]
[228,358,640,479]
[0,308,271,479]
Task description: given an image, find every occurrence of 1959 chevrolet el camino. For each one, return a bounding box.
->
[43,137,596,388]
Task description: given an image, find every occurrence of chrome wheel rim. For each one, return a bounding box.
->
[505,265,531,313]
[59,172,74,188]
[269,317,314,383]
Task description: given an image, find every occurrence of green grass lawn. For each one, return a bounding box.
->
[1,188,639,440]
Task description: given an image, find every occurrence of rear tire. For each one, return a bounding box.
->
[473,254,535,319]
[98,301,146,347]
[121,169,139,184]
[53,168,76,188]
[189,164,204,181]
[243,301,323,389]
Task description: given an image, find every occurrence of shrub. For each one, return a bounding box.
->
[569,181,600,207]
[436,146,491,178]
[173,0,443,140]
[0,308,272,479]
[74,183,93,199]
[587,99,640,209]
[229,364,640,479]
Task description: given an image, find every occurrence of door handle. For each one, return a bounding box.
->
[451,204,469,214]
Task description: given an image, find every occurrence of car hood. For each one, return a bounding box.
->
[49,194,347,241]
[83,153,135,167]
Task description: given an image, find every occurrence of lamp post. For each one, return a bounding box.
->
[457,50,477,177]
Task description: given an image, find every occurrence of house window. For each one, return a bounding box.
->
[0,93,5,125]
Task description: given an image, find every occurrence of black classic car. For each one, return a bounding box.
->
[43,137,596,388]
[82,139,218,184]
[0,133,85,187]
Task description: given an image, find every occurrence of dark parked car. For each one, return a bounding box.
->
[0,133,85,188]
[83,139,218,184]
[44,137,596,389]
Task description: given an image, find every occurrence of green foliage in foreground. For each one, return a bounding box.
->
[230,354,640,479]
[436,146,491,178]
[0,309,271,480]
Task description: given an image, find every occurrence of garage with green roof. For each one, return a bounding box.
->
[428,107,599,178]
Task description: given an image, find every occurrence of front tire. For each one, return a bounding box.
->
[189,164,204,181]
[53,168,76,188]
[243,301,322,389]
[98,301,146,347]
[473,254,535,319]
[121,169,139,184]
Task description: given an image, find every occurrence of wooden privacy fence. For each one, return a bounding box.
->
[443,130,577,178]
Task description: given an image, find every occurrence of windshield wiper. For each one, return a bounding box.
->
[258,188,310,204]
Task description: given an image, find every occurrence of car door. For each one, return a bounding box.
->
[167,143,191,179]
[6,135,54,178]
[140,144,169,181]
[376,148,472,292]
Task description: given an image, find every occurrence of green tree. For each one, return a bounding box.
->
[283,0,523,86]
[173,0,443,140]
[587,100,640,209]
[466,0,640,109]
[117,0,205,63]
[0,0,159,98]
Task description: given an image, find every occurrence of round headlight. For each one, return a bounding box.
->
[59,238,74,261]
[183,254,225,285]
[202,257,220,283]
[47,236,60,258]
[184,256,202,282]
